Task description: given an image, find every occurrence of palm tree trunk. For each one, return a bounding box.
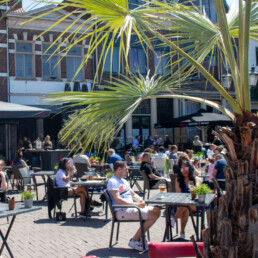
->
[202,120,258,257]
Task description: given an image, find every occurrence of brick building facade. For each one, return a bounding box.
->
[0,1,257,160]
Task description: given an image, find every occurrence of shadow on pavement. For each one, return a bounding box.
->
[33,217,109,228]
[85,247,149,258]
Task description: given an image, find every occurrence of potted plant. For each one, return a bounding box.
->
[106,172,114,179]
[194,184,211,202]
[190,186,199,200]
[21,191,35,208]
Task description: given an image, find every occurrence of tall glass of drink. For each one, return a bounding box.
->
[159,183,166,198]
[188,181,194,198]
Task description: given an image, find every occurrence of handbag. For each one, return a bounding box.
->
[56,212,66,221]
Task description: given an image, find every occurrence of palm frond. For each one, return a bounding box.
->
[46,73,235,147]
[27,0,257,148]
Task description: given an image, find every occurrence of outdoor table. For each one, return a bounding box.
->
[71,180,107,219]
[91,163,108,172]
[31,167,42,172]
[198,174,210,180]
[0,203,41,258]
[32,171,55,201]
[146,192,215,241]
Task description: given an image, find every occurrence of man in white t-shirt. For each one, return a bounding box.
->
[207,144,215,157]
[107,161,160,252]
[154,146,167,159]
[73,148,91,167]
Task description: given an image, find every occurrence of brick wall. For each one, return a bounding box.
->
[0,19,6,30]
[8,28,93,81]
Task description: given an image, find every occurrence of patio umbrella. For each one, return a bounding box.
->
[0,101,50,119]
[155,109,232,128]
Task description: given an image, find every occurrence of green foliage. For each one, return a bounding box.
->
[190,186,199,194]
[21,191,35,200]
[58,112,116,152]
[193,184,212,195]
[28,0,257,150]
[106,172,114,179]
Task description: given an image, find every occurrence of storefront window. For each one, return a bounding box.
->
[133,100,150,114]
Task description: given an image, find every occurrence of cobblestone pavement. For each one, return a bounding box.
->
[1,178,201,258]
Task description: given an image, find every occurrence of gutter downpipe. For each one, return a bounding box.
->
[5,2,11,160]
[6,2,10,102]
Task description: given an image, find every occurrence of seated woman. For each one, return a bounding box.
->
[56,158,89,216]
[172,160,201,239]
[206,158,215,181]
[0,159,8,202]
[42,135,53,150]
[172,153,191,174]
[192,159,201,176]
[12,149,30,189]
[12,149,29,169]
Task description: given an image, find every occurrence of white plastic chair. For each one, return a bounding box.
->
[167,159,175,173]
[152,157,166,176]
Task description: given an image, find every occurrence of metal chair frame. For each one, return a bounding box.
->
[19,167,45,201]
[104,190,149,251]
[47,176,78,219]
[139,170,167,201]
[74,163,89,179]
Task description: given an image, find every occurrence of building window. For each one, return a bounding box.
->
[157,98,173,123]
[185,101,200,141]
[133,99,150,114]
[132,100,151,141]
[129,48,146,74]
[104,46,120,74]
[66,46,82,80]
[155,50,170,75]
[129,0,145,9]
[15,42,33,78]
[42,44,59,79]
[204,51,218,79]
[181,42,199,79]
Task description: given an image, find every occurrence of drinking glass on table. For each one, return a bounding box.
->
[159,183,166,198]
[188,181,194,191]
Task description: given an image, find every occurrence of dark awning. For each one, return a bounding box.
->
[155,109,232,128]
[0,101,50,119]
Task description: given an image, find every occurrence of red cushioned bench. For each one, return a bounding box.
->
[148,242,204,258]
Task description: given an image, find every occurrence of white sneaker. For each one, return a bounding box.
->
[180,233,185,239]
[140,236,149,247]
[170,215,176,227]
[128,238,148,251]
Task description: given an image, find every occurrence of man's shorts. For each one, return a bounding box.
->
[115,206,152,221]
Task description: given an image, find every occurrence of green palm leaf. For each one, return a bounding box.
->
[46,73,234,148]
[25,0,258,148]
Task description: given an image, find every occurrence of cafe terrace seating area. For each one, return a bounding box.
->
[0,152,221,258]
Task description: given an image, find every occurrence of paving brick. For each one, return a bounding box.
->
[1,179,205,257]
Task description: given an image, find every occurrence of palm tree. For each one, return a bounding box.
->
[28,0,257,256]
